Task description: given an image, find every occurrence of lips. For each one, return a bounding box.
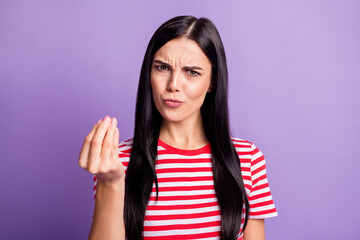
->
[163,98,184,108]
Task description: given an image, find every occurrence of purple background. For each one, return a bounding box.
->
[1,1,359,239]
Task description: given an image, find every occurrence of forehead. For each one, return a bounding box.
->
[153,37,211,67]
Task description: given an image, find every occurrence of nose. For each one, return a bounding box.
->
[167,70,181,92]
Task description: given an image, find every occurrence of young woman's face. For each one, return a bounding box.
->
[150,37,212,123]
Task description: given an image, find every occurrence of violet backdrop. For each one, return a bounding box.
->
[1,0,359,239]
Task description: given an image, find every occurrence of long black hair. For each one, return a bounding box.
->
[124,15,250,240]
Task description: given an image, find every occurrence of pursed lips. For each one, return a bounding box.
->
[163,98,184,103]
[163,98,184,107]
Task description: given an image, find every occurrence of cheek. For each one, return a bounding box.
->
[186,79,211,100]
[150,75,160,96]
[150,80,162,113]
[151,84,163,102]
[150,71,167,95]
[150,76,165,111]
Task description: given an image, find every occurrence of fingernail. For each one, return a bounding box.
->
[97,119,102,124]
[111,118,117,126]
[115,127,119,132]
[104,116,111,124]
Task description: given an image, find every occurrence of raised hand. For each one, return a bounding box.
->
[78,115,125,186]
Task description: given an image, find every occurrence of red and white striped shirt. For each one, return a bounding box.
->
[93,137,277,239]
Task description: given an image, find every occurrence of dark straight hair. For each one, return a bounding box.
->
[124,15,250,240]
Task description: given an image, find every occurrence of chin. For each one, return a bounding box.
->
[159,110,187,123]
[162,115,185,123]
[162,109,201,124]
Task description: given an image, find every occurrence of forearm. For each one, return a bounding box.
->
[89,178,125,240]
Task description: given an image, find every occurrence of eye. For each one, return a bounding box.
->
[188,70,200,77]
[156,65,169,71]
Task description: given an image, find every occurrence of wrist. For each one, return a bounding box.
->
[97,177,125,192]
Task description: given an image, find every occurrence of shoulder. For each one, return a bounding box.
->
[230,137,265,163]
[231,137,253,148]
[230,137,258,153]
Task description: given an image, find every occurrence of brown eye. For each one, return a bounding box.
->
[156,65,169,71]
[188,70,200,77]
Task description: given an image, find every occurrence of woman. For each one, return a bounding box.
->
[79,15,277,240]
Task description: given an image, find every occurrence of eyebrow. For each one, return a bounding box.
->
[153,60,204,71]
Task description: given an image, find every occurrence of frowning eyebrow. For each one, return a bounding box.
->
[153,60,204,71]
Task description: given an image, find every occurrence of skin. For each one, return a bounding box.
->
[78,36,265,240]
[78,116,125,240]
[244,219,265,240]
[150,37,212,149]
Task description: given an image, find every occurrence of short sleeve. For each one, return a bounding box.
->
[248,143,278,218]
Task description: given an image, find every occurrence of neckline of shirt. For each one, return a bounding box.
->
[158,138,211,155]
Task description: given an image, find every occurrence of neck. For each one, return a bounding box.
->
[159,112,208,150]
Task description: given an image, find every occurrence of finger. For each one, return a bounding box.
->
[111,127,120,159]
[100,117,117,163]
[88,116,112,169]
[78,120,102,168]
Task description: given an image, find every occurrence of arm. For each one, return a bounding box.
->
[89,179,125,240]
[78,116,126,240]
[243,219,265,240]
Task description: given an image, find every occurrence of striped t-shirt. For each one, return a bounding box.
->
[93,137,277,239]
